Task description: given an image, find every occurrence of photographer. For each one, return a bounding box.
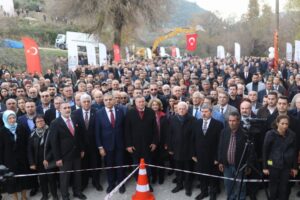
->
[263,115,298,200]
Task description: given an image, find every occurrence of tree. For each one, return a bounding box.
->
[47,0,172,47]
[247,0,260,20]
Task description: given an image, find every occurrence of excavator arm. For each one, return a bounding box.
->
[151,27,197,53]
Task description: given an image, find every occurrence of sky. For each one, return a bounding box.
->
[187,0,287,19]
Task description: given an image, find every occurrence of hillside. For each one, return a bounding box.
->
[167,0,206,27]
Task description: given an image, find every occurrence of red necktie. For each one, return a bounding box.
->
[110,110,115,128]
[66,118,74,136]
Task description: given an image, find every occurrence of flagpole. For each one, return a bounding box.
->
[274,0,279,73]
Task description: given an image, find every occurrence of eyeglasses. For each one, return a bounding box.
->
[150,89,158,91]
[41,95,50,98]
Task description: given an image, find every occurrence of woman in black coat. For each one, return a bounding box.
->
[148,98,169,184]
[263,115,298,200]
[0,110,31,200]
[27,115,58,200]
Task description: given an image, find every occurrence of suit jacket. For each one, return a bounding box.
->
[288,109,300,120]
[50,116,84,162]
[213,104,238,121]
[239,72,252,85]
[125,107,158,158]
[95,107,125,151]
[17,115,33,135]
[168,114,195,161]
[192,118,224,173]
[258,89,269,103]
[246,82,265,93]
[218,127,249,168]
[44,108,58,126]
[71,108,98,153]
[36,104,54,115]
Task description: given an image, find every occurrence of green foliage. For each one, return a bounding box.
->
[247,0,260,20]
[0,18,79,46]
[0,48,67,73]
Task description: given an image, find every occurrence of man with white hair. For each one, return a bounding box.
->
[168,101,195,196]
[71,93,103,192]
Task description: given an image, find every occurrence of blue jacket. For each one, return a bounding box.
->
[95,107,125,151]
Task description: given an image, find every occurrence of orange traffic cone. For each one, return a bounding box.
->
[132,158,155,200]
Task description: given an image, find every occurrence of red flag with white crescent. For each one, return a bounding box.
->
[186,33,198,51]
[171,46,177,57]
[113,44,121,62]
[22,37,42,74]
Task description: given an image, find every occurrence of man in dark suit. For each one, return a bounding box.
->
[18,99,40,196]
[71,93,102,192]
[37,91,54,114]
[188,91,203,119]
[18,99,37,135]
[44,96,63,126]
[257,80,273,103]
[168,102,195,196]
[96,93,126,194]
[145,83,168,112]
[218,112,250,200]
[50,102,86,200]
[239,66,252,85]
[125,95,158,191]
[192,104,224,200]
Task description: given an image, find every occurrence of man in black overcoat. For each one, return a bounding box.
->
[168,101,195,196]
[50,102,86,200]
[192,104,224,200]
[125,95,158,190]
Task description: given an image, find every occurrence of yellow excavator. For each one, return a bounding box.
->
[135,25,203,57]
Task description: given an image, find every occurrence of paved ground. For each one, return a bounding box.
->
[2,171,300,199]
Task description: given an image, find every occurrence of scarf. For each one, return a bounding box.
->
[2,110,18,141]
[34,125,49,145]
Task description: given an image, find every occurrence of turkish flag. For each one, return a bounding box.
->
[186,34,198,51]
[22,37,42,74]
[113,44,121,62]
[171,46,176,57]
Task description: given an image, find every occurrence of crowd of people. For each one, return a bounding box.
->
[0,55,300,200]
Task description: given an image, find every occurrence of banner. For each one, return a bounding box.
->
[22,37,42,74]
[160,47,166,57]
[295,40,300,62]
[0,0,15,16]
[286,43,293,62]
[125,47,130,62]
[217,45,225,59]
[67,42,78,70]
[175,48,181,58]
[234,43,241,64]
[113,44,121,62]
[171,46,176,57]
[86,44,97,65]
[146,48,152,59]
[186,34,198,51]
[99,43,107,66]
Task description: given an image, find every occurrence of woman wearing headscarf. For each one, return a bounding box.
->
[27,115,58,200]
[0,110,30,200]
